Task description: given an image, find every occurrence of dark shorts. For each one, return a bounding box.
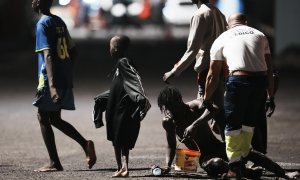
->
[224,75,267,132]
[33,87,75,111]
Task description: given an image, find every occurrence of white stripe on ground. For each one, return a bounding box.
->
[277,162,300,168]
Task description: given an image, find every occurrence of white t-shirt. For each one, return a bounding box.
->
[210,25,270,72]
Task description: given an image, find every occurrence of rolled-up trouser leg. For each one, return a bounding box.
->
[225,132,243,163]
[240,126,254,158]
[225,131,244,178]
[225,128,254,178]
[225,129,253,163]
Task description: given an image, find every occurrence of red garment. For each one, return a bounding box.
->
[139,0,151,20]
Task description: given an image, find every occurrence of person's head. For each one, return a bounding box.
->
[32,0,53,14]
[191,0,209,5]
[227,12,247,29]
[110,35,130,59]
[202,158,229,177]
[157,86,184,115]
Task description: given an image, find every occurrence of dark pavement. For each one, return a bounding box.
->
[0,37,300,179]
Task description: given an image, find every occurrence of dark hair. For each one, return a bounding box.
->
[239,13,247,24]
[118,35,130,51]
[40,0,53,11]
[157,86,183,112]
[201,0,209,4]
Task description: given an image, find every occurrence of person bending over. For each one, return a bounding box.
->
[157,86,298,179]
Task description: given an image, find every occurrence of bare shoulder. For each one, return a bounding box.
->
[186,99,202,109]
[162,116,174,130]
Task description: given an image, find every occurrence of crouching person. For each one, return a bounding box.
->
[158,86,299,179]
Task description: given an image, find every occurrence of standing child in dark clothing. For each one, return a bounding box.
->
[105,35,150,177]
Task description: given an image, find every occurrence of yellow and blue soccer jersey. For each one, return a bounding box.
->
[35,15,75,90]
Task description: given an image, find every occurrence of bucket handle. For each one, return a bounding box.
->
[177,137,201,153]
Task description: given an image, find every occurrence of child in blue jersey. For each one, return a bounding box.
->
[32,0,96,172]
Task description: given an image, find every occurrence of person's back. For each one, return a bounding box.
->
[207,13,274,178]
[193,3,227,73]
[36,14,74,90]
[221,25,268,73]
[163,1,227,102]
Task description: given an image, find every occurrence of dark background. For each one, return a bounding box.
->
[1,0,299,82]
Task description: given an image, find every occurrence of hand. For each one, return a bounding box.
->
[265,97,275,117]
[49,87,61,104]
[163,71,174,84]
[183,125,195,141]
[52,94,62,104]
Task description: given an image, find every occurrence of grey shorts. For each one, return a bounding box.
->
[33,87,75,111]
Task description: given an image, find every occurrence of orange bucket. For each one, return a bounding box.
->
[175,140,201,172]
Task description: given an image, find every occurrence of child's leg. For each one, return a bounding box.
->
[121,148,129,177]
[112,146,123,177]
[49,111,87,147]
[49,111,96,169]
[112,147,130,177]
[35,110,63,172]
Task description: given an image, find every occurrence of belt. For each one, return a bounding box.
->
[230,70,267,76]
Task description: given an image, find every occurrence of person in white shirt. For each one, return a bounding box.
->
[203,13,275,179]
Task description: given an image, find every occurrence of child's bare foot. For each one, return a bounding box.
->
[121,170,129,177]
[111,169,129,177]
[34,165,63,172]
[111,170,123,177]
[85,140,97,169]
